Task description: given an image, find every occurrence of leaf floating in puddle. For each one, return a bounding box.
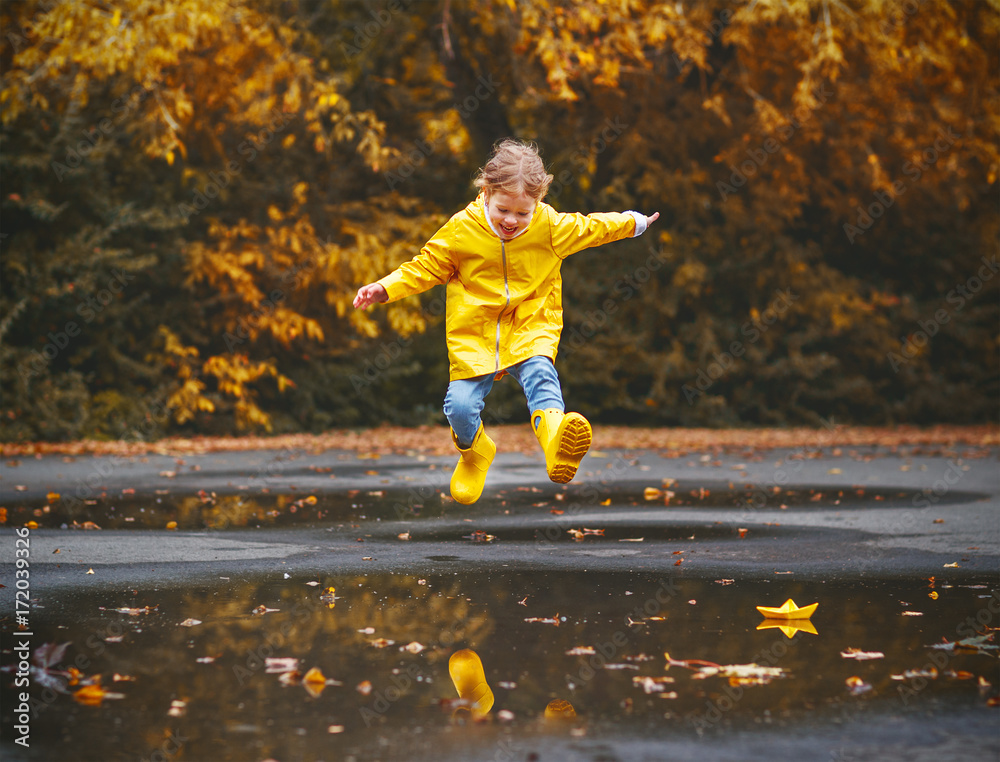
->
[265,658,300,674]
[929,633,999,655]
[397,532,411,541]
[643,488,662,500]
[74,682,125,706]
[101,606,157,616]
[841,648,885,661]
[303,667,329,697]
[566,646,596,655]
[632,676,676,694]
[178,618,202,627]
[694,663,788,686]
[902,611,924,616]
[715,579,735,585]
[369,638,396,648]
[168,699,187,717]
[943,562,960,568]
[306,581,321,586]
[251,605,279,616]
[524,614,560,626]
[846,676,873,695]
[356,680,373,695]
[891,668,938,680]
[402,641,425,654]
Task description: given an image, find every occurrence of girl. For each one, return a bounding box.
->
[354,139,658,504]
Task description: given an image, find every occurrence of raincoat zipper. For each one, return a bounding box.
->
[495,239,511,373]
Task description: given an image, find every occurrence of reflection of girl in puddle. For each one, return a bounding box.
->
[448,648,576,722]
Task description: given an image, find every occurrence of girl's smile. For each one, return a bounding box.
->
[486,191,536,240]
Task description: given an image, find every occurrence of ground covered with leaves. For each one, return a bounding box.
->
[1,424,996,459]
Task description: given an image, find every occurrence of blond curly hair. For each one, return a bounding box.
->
[474,138,554,201]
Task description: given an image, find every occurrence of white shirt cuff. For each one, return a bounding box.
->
[625,210,647,237]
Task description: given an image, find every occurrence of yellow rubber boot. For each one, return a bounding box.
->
[448,648,494,717]
[531,408,592,483]
[450,424,496,505]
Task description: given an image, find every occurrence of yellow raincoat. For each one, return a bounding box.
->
[378,193,638,381]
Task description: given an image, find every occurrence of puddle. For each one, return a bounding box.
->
[2,481,985,531]
[2,572,997,761]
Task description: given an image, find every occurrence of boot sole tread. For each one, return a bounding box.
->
[549,415,592,484]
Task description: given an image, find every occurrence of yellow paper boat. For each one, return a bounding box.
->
[755,598,818,620]
[756,619,819,638]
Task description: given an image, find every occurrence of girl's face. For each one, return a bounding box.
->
[486,190,536,240]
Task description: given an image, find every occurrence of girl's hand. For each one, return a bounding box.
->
[353,283,388,310]
[646,212,660,227]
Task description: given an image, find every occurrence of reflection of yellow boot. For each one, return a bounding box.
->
[531,409,592,484]
[544,698,577,720]
[450,425,496,505]
[448,649,494,717]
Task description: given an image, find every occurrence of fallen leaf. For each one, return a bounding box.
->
[303,666,327,685]
[251,605,279,616]
[890,668,937,680]
[369,638,395,648]
[846,676,872,695]
[327,725,345,734]
[632,676,676,693]
[694,663,787,686]
[166,521,178,530]
[168,699,187,717]
[402,641,425,654]
[397,532,411,540]
[74,683,124,706]
[566,646,596,655]
[644,487,661,500]
[178,618,201,627]
[463,530,495,543]
[265,658,300,674]
[929,591,939,600]
[86,568,94,574]
[943,562,959,568]
[841,649,885,661]
[356,680,373,695]
[524,615,560,626]
[902,611,924,616]
[46,491,61,502]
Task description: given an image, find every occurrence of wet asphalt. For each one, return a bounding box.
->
[0,442,998,760]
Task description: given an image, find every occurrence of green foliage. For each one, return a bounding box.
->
[1,0,997,441]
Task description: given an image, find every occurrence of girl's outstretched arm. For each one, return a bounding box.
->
[353,283,388,310]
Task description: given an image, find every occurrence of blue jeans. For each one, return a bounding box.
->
[444,356,564,448]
